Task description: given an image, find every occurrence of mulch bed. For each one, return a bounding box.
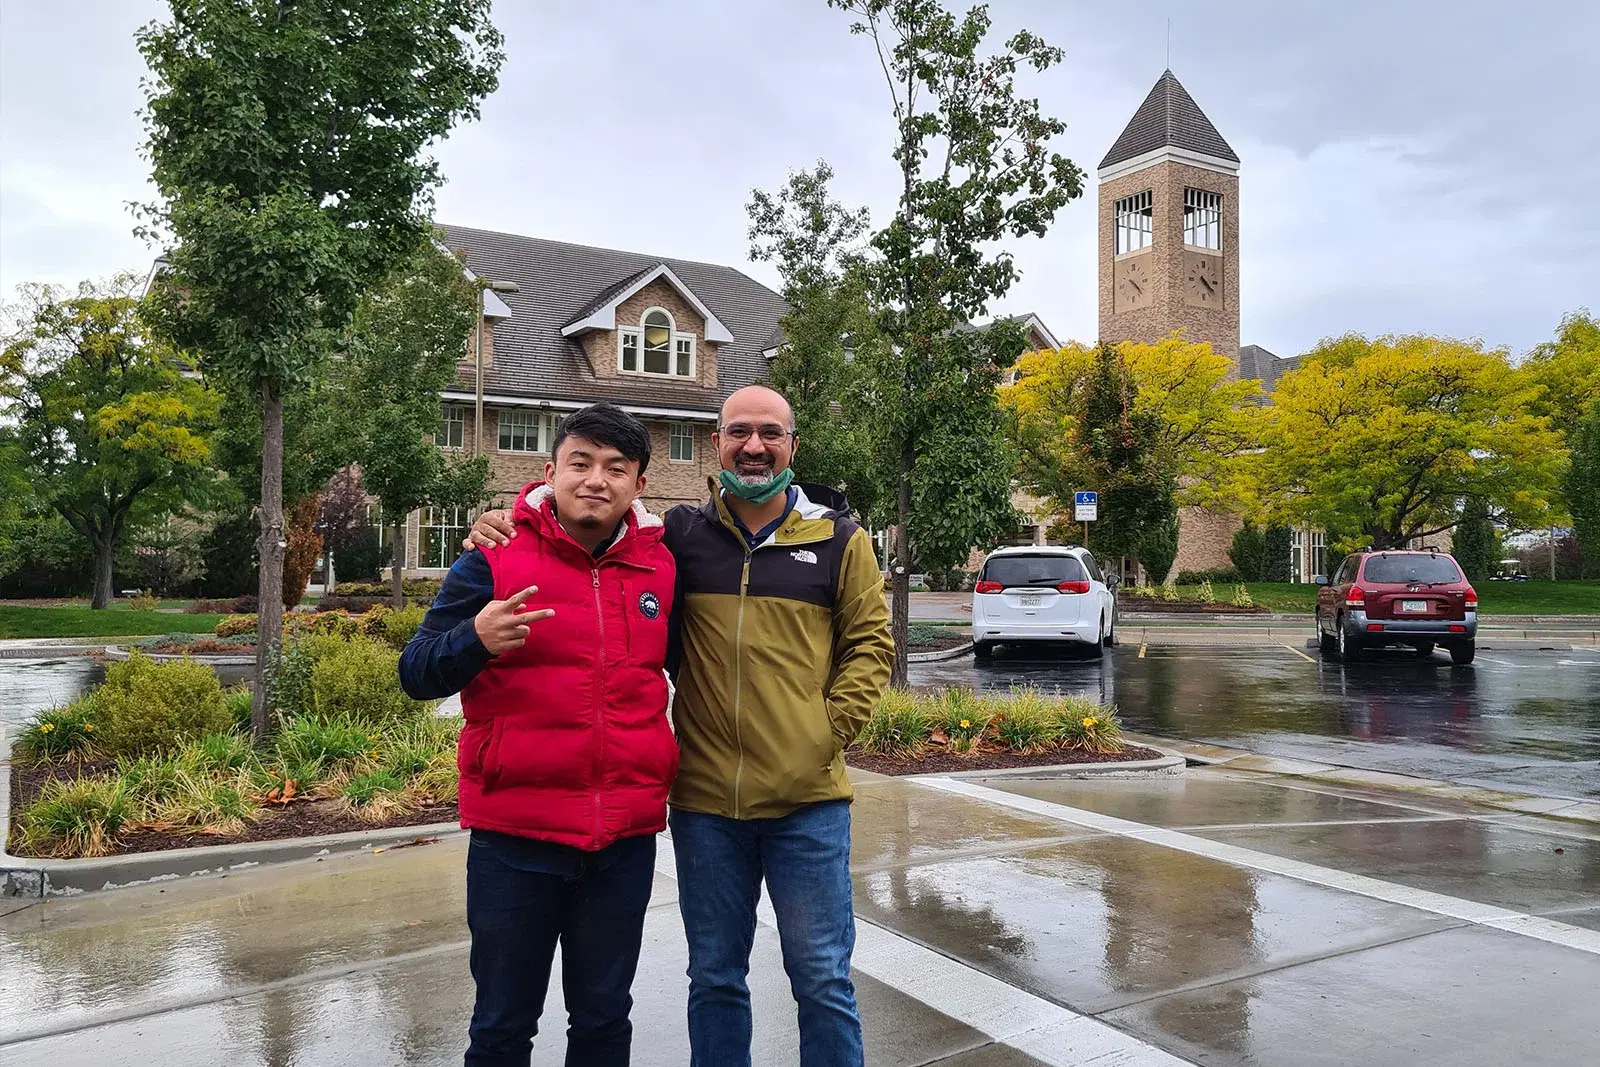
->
[1118,597,1268,614]
[908,634,972,653]
[845,743,1164,777]
[5,759,457,858]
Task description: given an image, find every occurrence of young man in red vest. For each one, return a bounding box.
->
[399,402,677,1067]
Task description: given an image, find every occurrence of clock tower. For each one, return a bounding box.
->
[1098,70,1240,362]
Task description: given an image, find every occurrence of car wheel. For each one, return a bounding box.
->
[1415,642,1435,658]
[1318,621,1337,656]
[1336,618,1363,663]
[1102,614,1116,648]
[1449,642,1475,665]
[973,640,994,660]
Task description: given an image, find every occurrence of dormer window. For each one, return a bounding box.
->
[619,307,695,378]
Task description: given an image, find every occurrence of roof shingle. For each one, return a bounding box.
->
[438,224,786,413]
[1100,70,1239,171]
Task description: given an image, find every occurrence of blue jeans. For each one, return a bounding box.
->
[669,800,862,1067]
[464,829,656,1067]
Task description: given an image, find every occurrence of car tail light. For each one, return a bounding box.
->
[1463,587,1477,609]
[1366,623,1385,632]
[1056,580,1092,594]
[1345,587,1367,609]
[975,580,1003,594]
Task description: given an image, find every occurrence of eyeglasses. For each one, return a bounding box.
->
[719,423,795,444]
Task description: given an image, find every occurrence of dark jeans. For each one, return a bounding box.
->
[669,799,862,1067]
[465,829,656,1067]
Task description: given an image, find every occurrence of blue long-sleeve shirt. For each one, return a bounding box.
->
[397,550,496,699]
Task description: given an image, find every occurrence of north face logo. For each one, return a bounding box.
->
[791,549,818,565]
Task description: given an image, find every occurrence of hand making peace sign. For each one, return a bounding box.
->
[473,585,555,655]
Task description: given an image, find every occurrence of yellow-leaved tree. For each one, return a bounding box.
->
[1247,333,1563,550]
[1002,334,1264,512]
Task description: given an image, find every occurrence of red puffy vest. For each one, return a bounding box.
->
[456,483,678,851]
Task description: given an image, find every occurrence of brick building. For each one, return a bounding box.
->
[397,226,786,573]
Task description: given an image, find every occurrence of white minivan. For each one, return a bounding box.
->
[971,546,1118,658]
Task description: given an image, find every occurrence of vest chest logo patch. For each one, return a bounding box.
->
[790,549,818,565]
[638,592,661,620]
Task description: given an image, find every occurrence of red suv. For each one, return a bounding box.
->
[1315,550,1477,664]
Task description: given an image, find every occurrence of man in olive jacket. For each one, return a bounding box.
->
[469,385,892,1066]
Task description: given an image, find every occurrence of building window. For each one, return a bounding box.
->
[1183,188,1221,249]
[438,405,466,449]
[498,410,553,453]
[620,307,695,378]
[418,506,472,569]
[670,422,694,462]
[1114,190,1153,254]
[1310,530,1327,580]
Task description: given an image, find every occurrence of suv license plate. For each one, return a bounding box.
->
[1401,600,1427,613]
[1020,594,1042,608]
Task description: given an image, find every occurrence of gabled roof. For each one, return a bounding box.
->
[1099,70,1239,173]
[437,224,785,414]
[1238,344,1301,396]
[560,262,735,344]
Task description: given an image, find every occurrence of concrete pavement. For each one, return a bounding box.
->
[4,766,1597,1066]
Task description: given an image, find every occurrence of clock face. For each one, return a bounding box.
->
[1118,259,1150,309]
[1187,257,1220,304]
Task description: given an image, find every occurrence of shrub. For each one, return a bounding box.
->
[1196,580,1216,605]
[94,652,231,757]
[1176,568,1242,586]
[1229,524,1266,581]
[308,636,428,727]
[216,614,258,638]
[372,604,426,649]
[991,687,1060,754]
[1263,526,1293,582]
[117,753,192,809]
[183,731,256,774]
[128,589,161,612]
[335,578,440,600]
[339,769,417,823]
[188,595,258,615]
[14,696,101,762]
[333,526,388,584]
[1055,700,1123,754]
[857,689,933,758]
[1159,584,1180,602]
[16,777,131,858]
[1232,584,1254,608]
[315,595,386,614]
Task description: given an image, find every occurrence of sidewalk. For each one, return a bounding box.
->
[4,766,1596,1066]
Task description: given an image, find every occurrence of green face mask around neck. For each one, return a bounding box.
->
[718,466,794,505]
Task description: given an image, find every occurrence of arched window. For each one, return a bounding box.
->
[619,306,695,378]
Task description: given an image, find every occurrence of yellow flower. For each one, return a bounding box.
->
[1082,717,1097,728]
[39,723,55,734]
[959,719,971,729]
[83,723,95,732]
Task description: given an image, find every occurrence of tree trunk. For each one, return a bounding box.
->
[90,536,115,610]
[391,517,408,609]
[321,545,335,602]
[252,385,286,742]
[889,444,913,688]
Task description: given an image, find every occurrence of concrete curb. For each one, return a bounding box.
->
[0,639,112,660]
[913,749,1186,781]
[907,642,974,663]
[104,646,254,666]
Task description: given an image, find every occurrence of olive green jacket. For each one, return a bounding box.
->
[664,484,893,819]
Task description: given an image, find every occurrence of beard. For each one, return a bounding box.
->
[733,454,775,485]
[574,513,603,529]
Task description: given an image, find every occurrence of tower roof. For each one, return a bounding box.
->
[1099,70,1238,172]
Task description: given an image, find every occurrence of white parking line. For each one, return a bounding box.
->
[918,777,1600,959]
[1281,642,1314,662]
[654,841,1186,1065]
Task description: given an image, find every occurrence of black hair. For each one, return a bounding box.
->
[551,402,652,475]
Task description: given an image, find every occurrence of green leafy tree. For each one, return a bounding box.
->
[1228,524,1265,581]
[831,0,1084,683]
[1564,403,1600,569]
[1,277,219,608]
[747,162,883,523]
[1450,497,1499,581]
[138,0,503,734]
[340,241,489,606]
[1262,525,1292,583]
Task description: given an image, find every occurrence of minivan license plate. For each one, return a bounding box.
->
[1020,594,1042,608]
[1401,600,1427,613]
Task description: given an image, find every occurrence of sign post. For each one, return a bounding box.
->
[1074,491,1097,546]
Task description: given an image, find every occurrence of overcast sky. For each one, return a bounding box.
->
[2,0,1594,357]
